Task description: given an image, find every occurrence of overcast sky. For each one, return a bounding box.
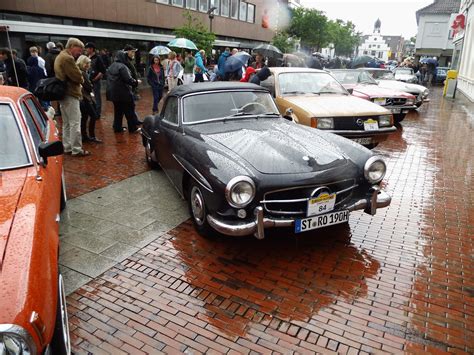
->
[299,0,434,39]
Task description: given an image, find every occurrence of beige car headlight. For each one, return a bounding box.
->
[422,89,429,98]
[316,117,334,129]
[225,176,255,208]
[406,98,415,105]
[378,114,392,127]
[364,156,386,183]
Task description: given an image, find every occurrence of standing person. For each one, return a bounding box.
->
[76,55,102,143]
[54,38,90,156]
[166,51,182,92]
[106,50,140,133]
[123,44,143,125]
[29,46,47,76]
[183,51,195,85]
[250,53,265,69]
[194,50,207,83]
[85,42,106,120]
[100,49,111,70]
[146,56,165,114]
[217,47,231,80]
[44,42,60,77]
[0,48,28,89]
[26,56,46,96]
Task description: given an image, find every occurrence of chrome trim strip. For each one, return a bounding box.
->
[0,324,38,354]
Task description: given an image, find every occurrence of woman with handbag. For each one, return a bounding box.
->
[146,56,165,115]
[166,51,182,92]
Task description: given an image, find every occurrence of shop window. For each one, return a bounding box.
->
[172,0,183,6]
[247,3,255,23]
[221,0,230,16]
[186,0,197,9]
[155,0,169,3]
[239,1,247,21]
[231,0,239,19]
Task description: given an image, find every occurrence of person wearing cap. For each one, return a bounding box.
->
[45,42,61,78]
[29,46,47,77]
[122,44,143,125]
[85,42,106,119]
[54,38,89,156]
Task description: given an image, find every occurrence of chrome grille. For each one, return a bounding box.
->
[261,179,357,217]
[384,98,407,106]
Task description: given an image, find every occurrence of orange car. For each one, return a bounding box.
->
[0,86,70,354]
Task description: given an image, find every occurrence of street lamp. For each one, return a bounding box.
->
[207,6,217,33]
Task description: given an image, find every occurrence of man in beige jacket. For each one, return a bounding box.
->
[54,38,89,156]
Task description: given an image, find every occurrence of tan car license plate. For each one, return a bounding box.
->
[295,210,349,233]
[364,119,379,131]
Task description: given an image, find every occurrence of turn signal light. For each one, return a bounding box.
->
[311,117,317,128]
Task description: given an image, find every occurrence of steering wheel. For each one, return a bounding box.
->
[239,102,268,114]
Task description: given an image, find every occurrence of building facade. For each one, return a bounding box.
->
[357,19,391,62]
[415,0,462,66]
[0,0,280,60]
[453,0,473,101]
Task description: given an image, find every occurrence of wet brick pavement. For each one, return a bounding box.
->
[64,87,473,354]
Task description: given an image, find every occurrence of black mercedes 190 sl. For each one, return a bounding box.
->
[141,82,391,239]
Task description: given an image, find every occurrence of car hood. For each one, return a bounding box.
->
[0,169,27,268]
[283,94,390,117]
[377,80,425,93]
[194,118,349,174]
[395,74,416,80]
[344,84,411,98]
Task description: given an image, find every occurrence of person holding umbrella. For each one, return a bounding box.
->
[194,49,207,82]
[146,56,165,114]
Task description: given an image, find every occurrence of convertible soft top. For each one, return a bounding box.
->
[169,82,269,97]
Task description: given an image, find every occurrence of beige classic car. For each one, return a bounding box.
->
[260,67,397,148]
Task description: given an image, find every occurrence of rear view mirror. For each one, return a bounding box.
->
[38,140,63,165]
[346,88,354,95]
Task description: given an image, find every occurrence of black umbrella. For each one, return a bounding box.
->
[252,44,283,59]
[351,55,375,68]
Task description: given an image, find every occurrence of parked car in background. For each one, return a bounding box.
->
[260,67,396,148]
[359,68,430,108]
[0,86,70,354]
[141,82,391,239]
[330,69,416,123]
[435,67,449,84]
[392,67,418,83]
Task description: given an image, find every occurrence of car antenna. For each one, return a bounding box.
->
[0,25,20,88]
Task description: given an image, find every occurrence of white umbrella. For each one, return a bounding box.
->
[168,38,198,51]
[150,46,171,56]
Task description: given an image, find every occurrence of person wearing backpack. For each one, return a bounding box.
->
[166,51,182,92]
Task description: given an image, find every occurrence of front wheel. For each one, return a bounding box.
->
[393,113,405,123]
[50,274,71,355]
[365,142,379,149]
[187,180,214,237]
[144,139,160,170]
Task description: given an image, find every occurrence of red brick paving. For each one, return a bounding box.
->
[67,87,473,354]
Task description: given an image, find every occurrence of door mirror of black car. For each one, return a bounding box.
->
[346,88,354,95]
[38,140,64,165]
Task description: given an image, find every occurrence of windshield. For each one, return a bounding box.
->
[278,72,347,95]
[183,91,279,124]
[0,103,30,170]
[332,70,377,85]
[367,70,395,80]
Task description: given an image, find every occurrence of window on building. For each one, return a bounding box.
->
[247,3,255,23]
[368,44,371,48]
[378,52,382,58]
[371,51,376,56]
[363,51,368,55]
[186,0,197,9]
[239,1,247,21]
[172,0,183,6]
[377,44,380,48]
[210,0,220,14]
[221,0,230,16]
[231,0,239,19]
[199,0,208,12]
[155,0,169,4]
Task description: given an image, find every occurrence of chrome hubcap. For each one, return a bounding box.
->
[191,186,205,225]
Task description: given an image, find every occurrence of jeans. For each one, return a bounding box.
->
[194,73,204,82]
[151,86,163,113]
[93,80,102,117]
[80,99,98,138]
[113,101,138,132]
[60,95,83,154]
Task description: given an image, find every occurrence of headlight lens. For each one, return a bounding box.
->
[364,156,386,183]
[406,98,415,105]
[378,115,392,127]
[316,117,334,129]
[0,333,33,355]
[225,176,255,208]
[422,89,429,97]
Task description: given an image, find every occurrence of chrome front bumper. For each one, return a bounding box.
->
[207,187,391,239]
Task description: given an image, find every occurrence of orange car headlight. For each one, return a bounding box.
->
[312,117,334,129]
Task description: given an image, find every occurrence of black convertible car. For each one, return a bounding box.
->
[141,82,391,239]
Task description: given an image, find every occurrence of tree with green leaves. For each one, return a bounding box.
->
[173,11,216,55]
[288,8,330,51]
[328,20,361,57]
[272,31,298,53]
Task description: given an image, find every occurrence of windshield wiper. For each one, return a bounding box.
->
[258,112,280,116]
[319,91,345,95]
[283,91,307,95]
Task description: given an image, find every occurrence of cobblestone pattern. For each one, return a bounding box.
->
[67,88,473,354]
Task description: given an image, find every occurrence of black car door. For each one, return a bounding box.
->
[156,96,182,189]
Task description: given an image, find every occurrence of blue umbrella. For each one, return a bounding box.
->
[420,58,438,65]
[167,38,198,50]
[224,52,251,73]
[149,46,171,56]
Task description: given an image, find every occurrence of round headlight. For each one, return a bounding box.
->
[225,176,255,208]
[364,156,386,184]
[0,329,34,355]
[423,89,429,97]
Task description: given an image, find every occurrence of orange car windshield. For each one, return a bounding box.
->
[0,103,30,170]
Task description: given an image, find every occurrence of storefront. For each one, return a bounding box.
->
[454,1,473,101]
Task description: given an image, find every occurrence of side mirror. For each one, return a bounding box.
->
[346,88,354,95]
[285,108,293,116]
[38,140,63,165]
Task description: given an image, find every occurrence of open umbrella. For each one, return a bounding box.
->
[224,51,251,73]
[420,58,438,65]
[350,55,375,68]
[149,45,171,56]
[252,44,283,59]
[167,38,198,50]
[283,53,306,67]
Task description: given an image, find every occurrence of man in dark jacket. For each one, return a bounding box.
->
[106,51,140,133]
[44,42,61,78]
[0,48,28,88]
[85,42,106,119]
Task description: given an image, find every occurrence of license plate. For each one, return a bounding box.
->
[353,137,372,145]
[307,193,336,216]
[374,98,386,105]
[295,210,349,233]
[390,108,401,114]
[364,119,379,131]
